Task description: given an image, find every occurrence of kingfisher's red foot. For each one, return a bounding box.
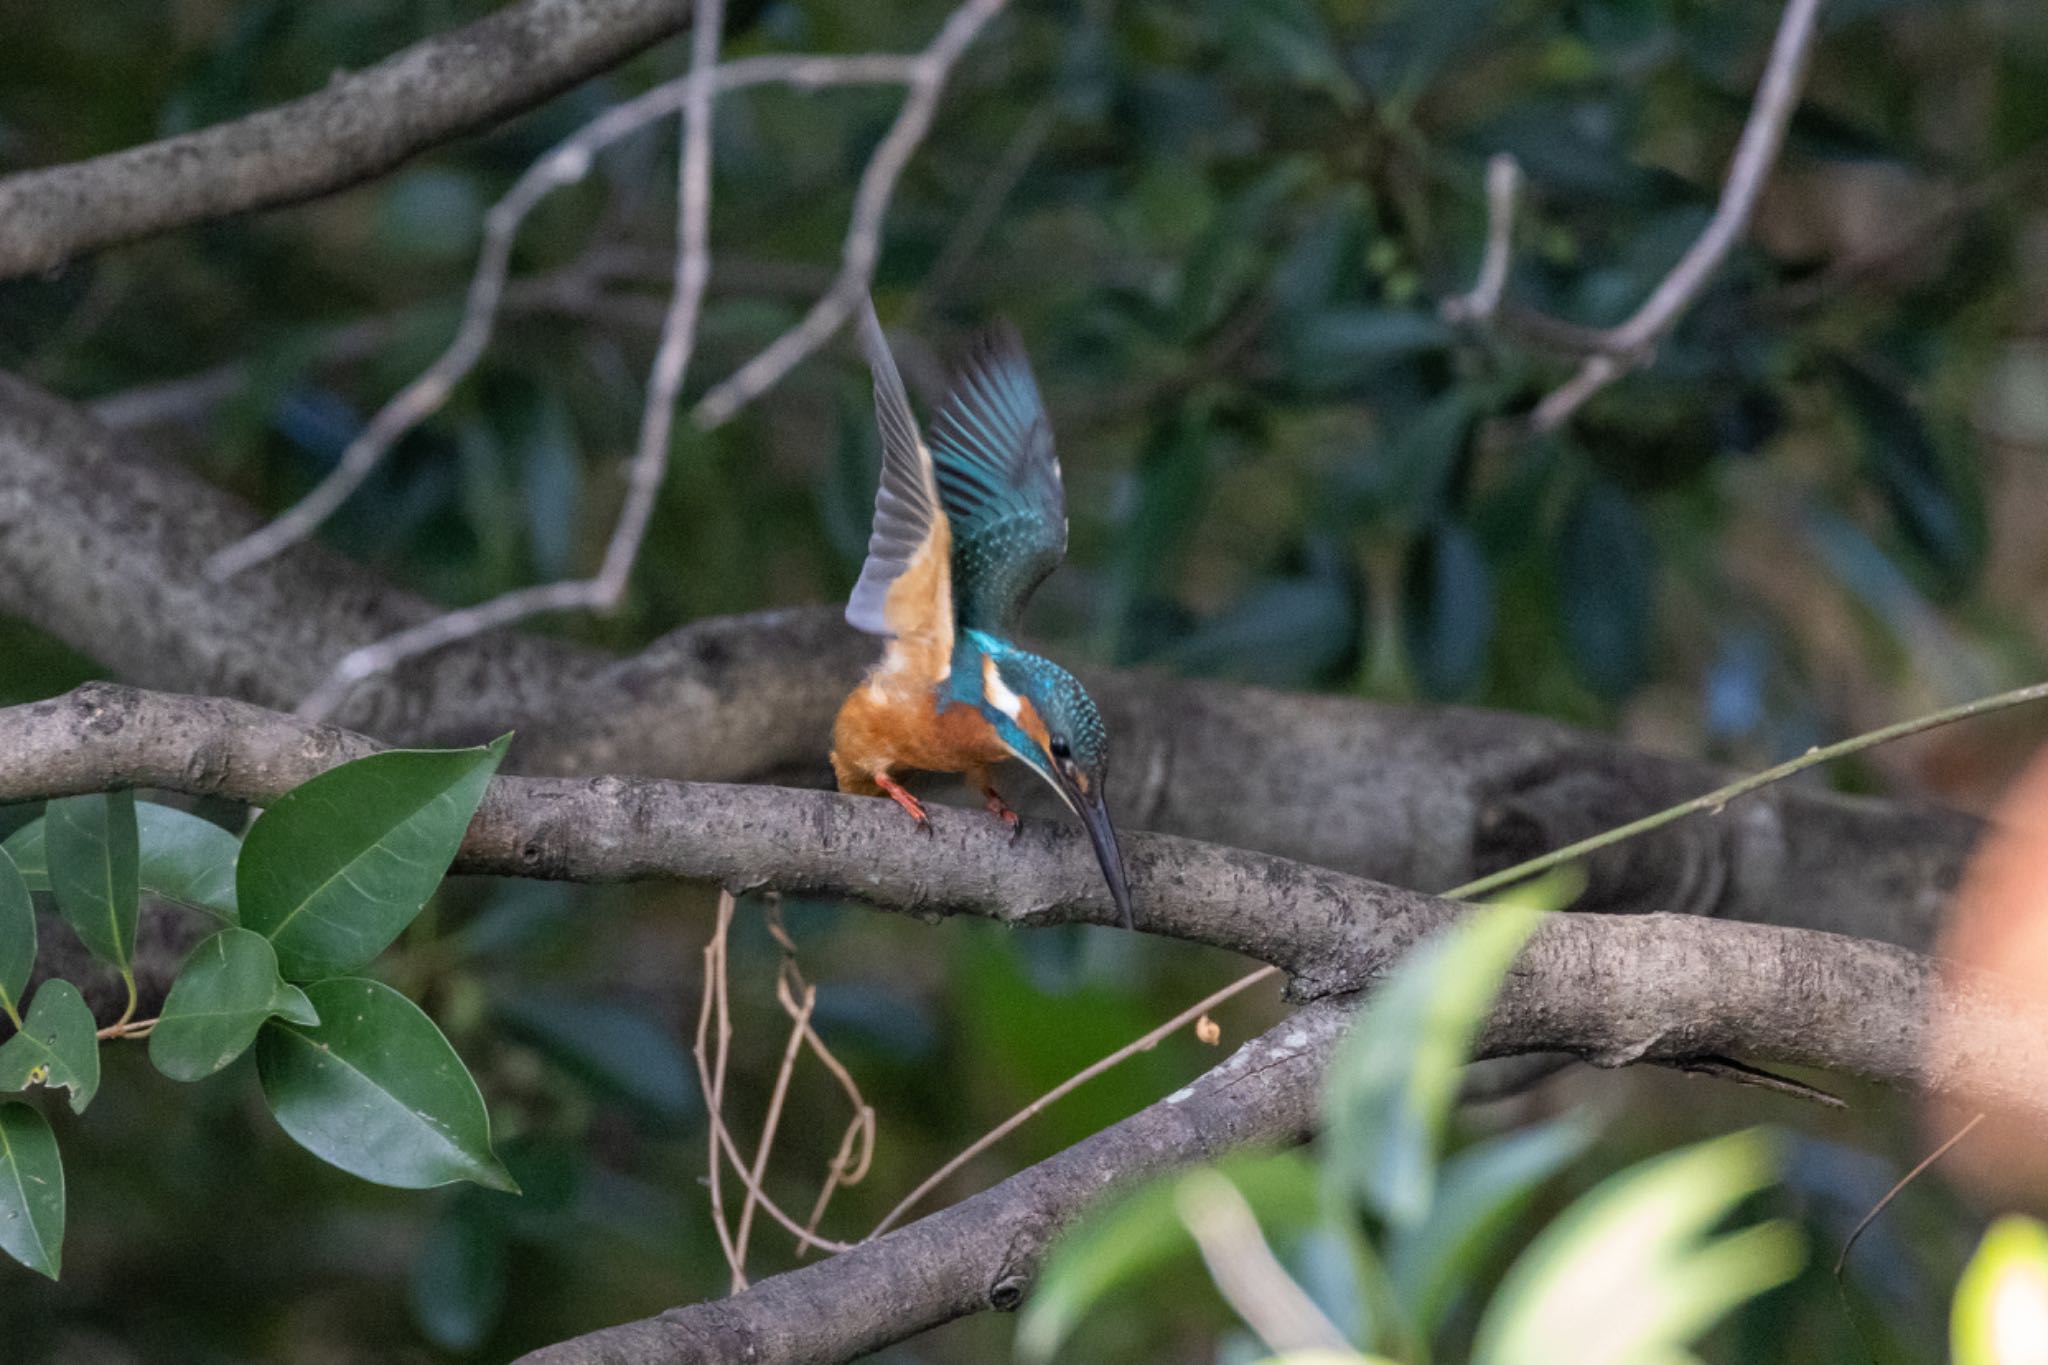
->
[874,771,933,835]
[982,786,1022,843]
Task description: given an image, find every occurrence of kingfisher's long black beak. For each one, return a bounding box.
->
[1074,786,1134,930]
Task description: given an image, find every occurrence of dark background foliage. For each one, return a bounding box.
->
[2,0,2046,1359]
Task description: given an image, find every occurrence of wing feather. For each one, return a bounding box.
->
[845,302,954,676]
[928,324,1066,633]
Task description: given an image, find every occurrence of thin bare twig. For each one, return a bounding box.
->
[762,903,876,1257]
[204,48,920,586]
[865,965,1282,1239]
[1527,0,1824,431]
[1177,1170,1353,1356]
[731,979,818,1285]
[1666,1055,1846,1108]
[690,893,860,1279]
[287,0,738,720]
[694,889,746,1287]
[689,0,1012,428]
[1834,1112,1985,1279]
[1441,153,1522,326]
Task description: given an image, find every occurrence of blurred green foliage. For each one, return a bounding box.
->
[4,0,2047,1358]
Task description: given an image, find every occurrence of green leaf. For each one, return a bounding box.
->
[1321,905,1544,1228]
[1017,1151,1320,1363]
[4,805,241,922]
[44,792,138,973]
[1953,1215,2048,1365]
[1386,1114,1599,1336]
[132,805,242,922]
[0,1102,64,1279]
[239,737,509,980]
[0,823,40,886]
[257,977,515,1192]
[494,991,695,1120]
[1837,362,1985,597]
[1555,480,1656,702]
[409,1194,512,1350]
[1292,309,1452,390]
[0,982,101,1115]
[1473,1129,1803,1365]
[0,850,34,1024]
[1403,520,1495,700]
[149,928,319,1082]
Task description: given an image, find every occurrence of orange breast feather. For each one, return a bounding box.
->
[831,674,1009,792]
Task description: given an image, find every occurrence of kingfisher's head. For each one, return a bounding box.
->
[972,641,1132,929]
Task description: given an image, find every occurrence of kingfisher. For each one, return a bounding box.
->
[830,300,1134,930]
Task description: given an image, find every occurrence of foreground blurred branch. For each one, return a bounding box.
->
[6,681,2045,1364]
[0,0,696,281]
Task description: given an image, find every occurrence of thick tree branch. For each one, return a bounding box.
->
[0,0,695,280]
[0,373,1982,954]
[6,683,2038,1363]
[3,683,2038,1116]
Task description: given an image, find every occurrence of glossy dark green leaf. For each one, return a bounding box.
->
[1018,1151,1321,1362]
[44,792,138,973]
[5,805,241,921]
[1387,1114,1599,1335]
[257,977,515,1192]
[409,1194,511,1350]
[1322,906,1543,1228]
[0,1102,64,1280]
[0,850,34,1025]
[1837,363,1985,596]
[1555,481,1655,701]
[1161,558,1360,688]
[1292,310,1452,390]
[1361,389,1476,528]
[1270,188,1370,322]
[149,928,319,1082]
[132,805,242,922]
[494,992,694,1120]
[0,823,40,885]
[0,981,101,1115]
[1404,520,1495,699]
[239,737,509,980]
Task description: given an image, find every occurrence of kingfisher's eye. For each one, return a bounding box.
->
[1050,737,1071,760]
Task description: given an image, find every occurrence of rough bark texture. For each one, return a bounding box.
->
[0,0,694,280]
[0,375,1981,957]
[7,684,2040,1122]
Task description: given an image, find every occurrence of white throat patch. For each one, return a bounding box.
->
[981,655,1024,721]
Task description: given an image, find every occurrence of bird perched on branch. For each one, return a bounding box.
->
[830,300,1134,929]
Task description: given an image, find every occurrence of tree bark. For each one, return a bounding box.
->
[0,375,1980,958]
[0,0,695,280]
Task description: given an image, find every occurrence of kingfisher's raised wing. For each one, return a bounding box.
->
[845,301,954,675]
[927,325,1065,634]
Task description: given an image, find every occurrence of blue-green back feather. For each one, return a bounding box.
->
[929,325,1066,634]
